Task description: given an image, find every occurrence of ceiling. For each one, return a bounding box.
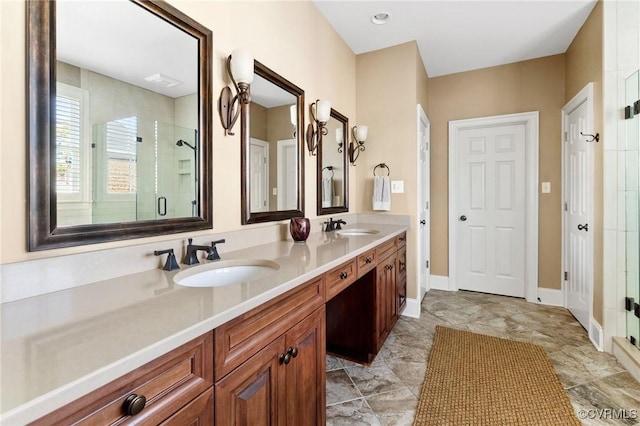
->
[57,1,197,98]
[312,0,598,77]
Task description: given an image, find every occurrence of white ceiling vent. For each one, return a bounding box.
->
[144,73,183,88]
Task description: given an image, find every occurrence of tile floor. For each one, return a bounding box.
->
[326,289,640,425]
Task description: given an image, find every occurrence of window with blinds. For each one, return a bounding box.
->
[55,95,81,194]
[106,116,138,193]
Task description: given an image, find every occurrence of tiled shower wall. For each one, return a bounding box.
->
[603,0,640,351]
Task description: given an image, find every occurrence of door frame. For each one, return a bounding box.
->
[561,82,594,325]
[417,104,431,301]
[448,111,539,303]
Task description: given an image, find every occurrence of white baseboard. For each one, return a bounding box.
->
[402,298,421,318]
[613,337,640,382]
[536,287,563,307]
[430,275,452,291]
[590,318,604,351]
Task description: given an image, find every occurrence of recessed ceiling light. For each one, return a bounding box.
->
[371,12,391,25]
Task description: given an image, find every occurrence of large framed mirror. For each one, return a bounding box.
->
[317,109,349,215]
[27,0,212,250]
[241,61,305,224]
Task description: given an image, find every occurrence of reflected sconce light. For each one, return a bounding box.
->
[349,125,368,165]
[305,99,331,155]
[290,104,297,137]
[218,49,254,136]
[336,128,344,153]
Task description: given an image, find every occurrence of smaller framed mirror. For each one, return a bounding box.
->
[317,108,349,215]
[241,61,305,224]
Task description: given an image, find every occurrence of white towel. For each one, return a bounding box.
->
[372,176,391,211]
[322,177,333,208]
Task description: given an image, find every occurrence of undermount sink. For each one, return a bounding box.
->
[173,259,279,288]
[336,228,380,236]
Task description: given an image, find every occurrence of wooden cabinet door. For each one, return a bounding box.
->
[160,388,213,425]
[215,337,286,426]
[375,253,397,350]
[284,307,326,426]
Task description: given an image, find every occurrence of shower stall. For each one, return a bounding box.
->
[91,117,198,224]
[625,69,640,347]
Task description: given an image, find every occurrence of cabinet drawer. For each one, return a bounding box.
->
[214,276,325,380]
[326,259,357,301]
[357,249,377,277]
[31,332,213,426]
[375,238,397,262]
[396,232,407,248]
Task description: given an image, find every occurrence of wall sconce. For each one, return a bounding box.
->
[218,49,254,136]
[336,128,344,153]
[305,99,331,155]
[349,125,368,165]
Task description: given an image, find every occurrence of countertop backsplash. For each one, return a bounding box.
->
[1,213,408,303]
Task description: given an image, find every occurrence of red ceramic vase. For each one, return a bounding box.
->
[289,217,310,242]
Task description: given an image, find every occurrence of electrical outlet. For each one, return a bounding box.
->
[391,181,404,193]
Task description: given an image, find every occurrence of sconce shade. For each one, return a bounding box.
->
[290,104,297,126]
[316,100,331,122]
[355,125,368,142]
[230,49,254,84]
[336,128,343,144]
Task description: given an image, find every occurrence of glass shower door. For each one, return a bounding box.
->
[626,70,640,347]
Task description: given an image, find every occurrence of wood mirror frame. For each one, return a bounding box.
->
[240,60,305,224]
[27,0,213,251]
[317,108,349,215]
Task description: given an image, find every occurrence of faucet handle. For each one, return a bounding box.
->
[207,239,225,261]
[154,249,180,271]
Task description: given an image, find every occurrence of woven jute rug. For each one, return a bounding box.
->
[413,326,580,426]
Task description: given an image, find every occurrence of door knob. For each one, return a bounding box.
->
[420,220,426,225]
[577,223,589,232]
[459,215,467,222]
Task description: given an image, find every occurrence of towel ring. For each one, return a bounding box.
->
[373,163,390,177]
[322,166,334,178]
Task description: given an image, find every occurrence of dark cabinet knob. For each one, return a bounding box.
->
[365,257,372,264]
[459,215,467,222]
[340,272,348,279]
[123,394,146,416]
[288,347,298,358]
[420,220,426,225]
[280,353,292,365]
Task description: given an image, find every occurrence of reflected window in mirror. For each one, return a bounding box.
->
[241,61,305,224]
[317,109,349,215]
[28,0,212,250]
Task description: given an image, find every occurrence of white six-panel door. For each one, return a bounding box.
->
[250,138,269,212]
[455,124,526,297]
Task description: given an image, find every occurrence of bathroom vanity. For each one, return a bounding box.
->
[1,225,408,425]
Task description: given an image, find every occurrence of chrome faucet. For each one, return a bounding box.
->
[207,239,226,261]
[183,238,213,265]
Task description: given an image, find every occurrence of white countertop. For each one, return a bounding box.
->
[0,224,407,424]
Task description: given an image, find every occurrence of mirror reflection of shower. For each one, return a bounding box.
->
[176,139,196,150]
[175,129,199,217]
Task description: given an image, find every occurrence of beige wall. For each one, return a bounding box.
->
[355,41,428,300]
[0,0,356,263]
[427,55,566,289]
[565,2,603,324]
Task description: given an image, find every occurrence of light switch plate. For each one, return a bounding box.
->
[391,180,404,193]
[541,182,551,193]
